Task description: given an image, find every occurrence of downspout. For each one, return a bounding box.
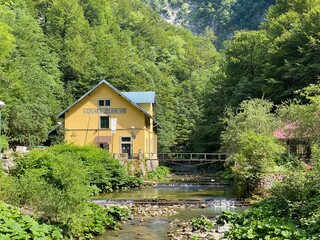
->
[84,116,91,145]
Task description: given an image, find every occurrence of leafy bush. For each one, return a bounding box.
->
[234,131,283,171]
[220,164,320,239]
[232,130,284,197]
[220,206,309,239]
[105,205,131,222]
[268,166,320,222]
[274,153,304,171]
[311,144,320,160]
[122,175,143,190]
[147,166,171,181]
[190,216,214,232]
[4,144,138,239]
[64,203,130,239]
[0,136,8,153]
[0,202,63,239]
[221,99,285,197]
[12,144,142,193]
[9,153,91,223]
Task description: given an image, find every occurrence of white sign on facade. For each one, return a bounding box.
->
[110,118,117,133]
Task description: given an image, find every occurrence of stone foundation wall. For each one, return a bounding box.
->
[254,173,286,196]
[146,159,159,172]
[119,158,159,176]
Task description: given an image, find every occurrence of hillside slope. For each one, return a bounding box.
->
[0,0,220,151]
[144,0,275,47]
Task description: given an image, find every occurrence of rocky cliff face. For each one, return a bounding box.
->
[144,0,275,47]
[156,1,217,35]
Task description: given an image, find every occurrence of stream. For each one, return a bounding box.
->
[93,176,247,240]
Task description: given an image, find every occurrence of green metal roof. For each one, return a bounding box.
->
[121,91,155,104]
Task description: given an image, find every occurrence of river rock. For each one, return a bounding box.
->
[130,204,179,218]
[177,222,185,227]
[166,216,227,240]
[198,232,208,238]
[217,224,230,233]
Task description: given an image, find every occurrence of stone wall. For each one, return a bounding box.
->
[119,158,159,176]
[254,173,286,196]
[146,159,159,172]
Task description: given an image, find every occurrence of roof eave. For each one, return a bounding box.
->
[58,80,156,121]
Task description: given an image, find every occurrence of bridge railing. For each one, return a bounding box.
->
[157,153,227,162]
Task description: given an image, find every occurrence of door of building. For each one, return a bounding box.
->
[121,143,131,159]
[99,143,109,150]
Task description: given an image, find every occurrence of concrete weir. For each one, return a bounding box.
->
[92,198,250,207]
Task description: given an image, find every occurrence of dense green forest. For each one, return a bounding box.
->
[0,0,219,152]
[1,0,320,239]
[1,0,320,154]
[194,0,320,151]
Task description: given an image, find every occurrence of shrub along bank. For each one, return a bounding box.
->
[220,164,320,239]
[147,166,171,182]
[0,201,130,240]
[0,202,63,239]
[0,144,139,239]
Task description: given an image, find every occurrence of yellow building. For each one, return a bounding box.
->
[58,80,158,160]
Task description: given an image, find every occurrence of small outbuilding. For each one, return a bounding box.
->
[274,123,311,159]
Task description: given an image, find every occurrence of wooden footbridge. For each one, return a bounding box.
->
[155,153,228,167]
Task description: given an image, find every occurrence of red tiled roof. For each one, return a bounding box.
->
[274,123,297,140]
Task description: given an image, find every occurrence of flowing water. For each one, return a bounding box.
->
[93,177,247,240]
[92,184,236,200]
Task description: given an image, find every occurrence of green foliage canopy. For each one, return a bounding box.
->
[221,99,285,196]
[221,164,320,239]
[196,0,320,152]
[0,202,63,240]
[2,144,136,238]
[0,0,220,152]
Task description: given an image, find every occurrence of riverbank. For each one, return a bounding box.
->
[92,174,248,239]
[132,204,230,240]
[95,202,245,240]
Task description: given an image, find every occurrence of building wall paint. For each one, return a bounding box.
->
[138,103,153,116]
[64,83,157,159]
